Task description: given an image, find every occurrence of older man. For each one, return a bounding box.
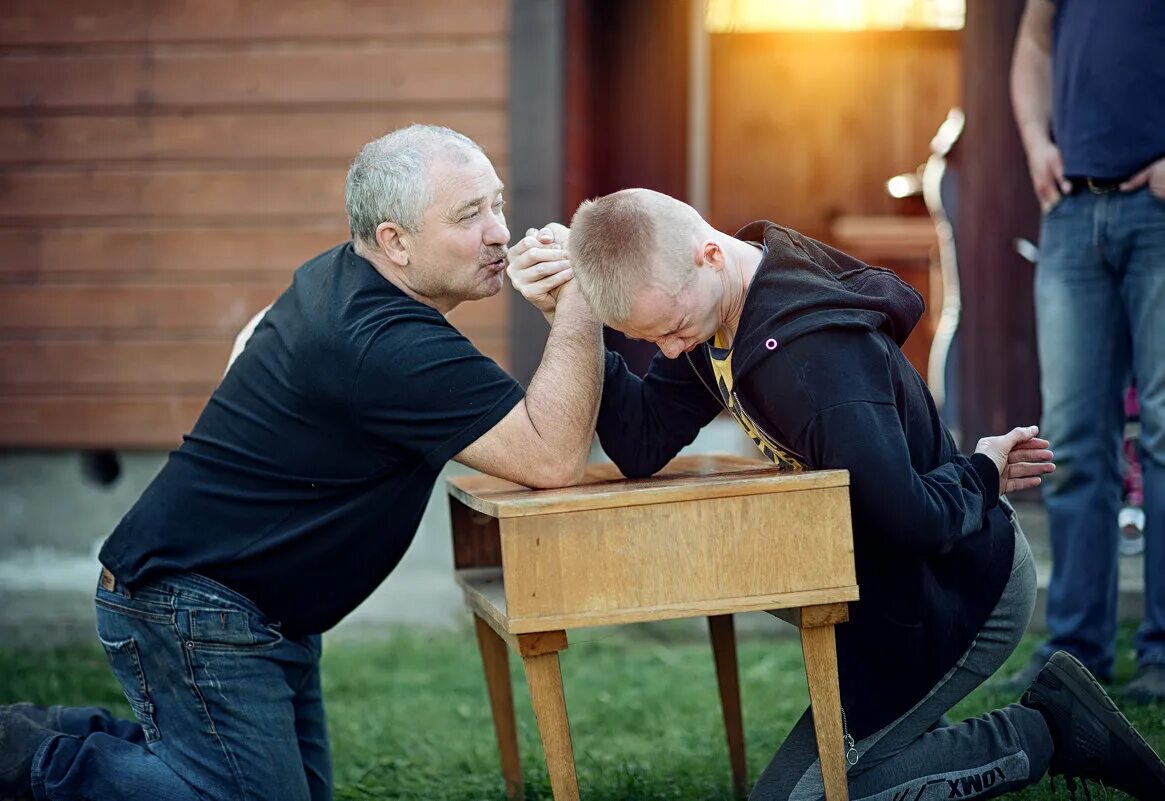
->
[509,188,1165,800]
[0,125,601,801]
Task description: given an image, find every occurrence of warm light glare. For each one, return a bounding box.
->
[886,174,920,199]
[705,0,965,32]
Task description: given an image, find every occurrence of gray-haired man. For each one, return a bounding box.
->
[0,125,601,801]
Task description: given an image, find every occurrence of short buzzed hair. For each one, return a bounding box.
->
[345,124,483,246]
[569,189,707,322]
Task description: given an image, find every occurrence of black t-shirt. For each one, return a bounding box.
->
[1052,0,1165,179]
[99,243,524,635]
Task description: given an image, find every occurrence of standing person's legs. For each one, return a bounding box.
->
[29,572,325,801]
[1036,191,1129,681]
[1120,189,1165,675]
[750,510,1050,801]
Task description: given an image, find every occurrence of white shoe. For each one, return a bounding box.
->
[1119,506,1146,556]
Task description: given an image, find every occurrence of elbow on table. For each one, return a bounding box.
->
[597,434,669,480]
[522,454,588,489]
[612,453,667,480]
[619,465,658,480]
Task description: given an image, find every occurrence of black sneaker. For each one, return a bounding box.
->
[0,710,55,801]
[1021,651,1165,800]
[1125,664,1165,705]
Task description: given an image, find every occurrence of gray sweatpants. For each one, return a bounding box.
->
[751,500,1055,801]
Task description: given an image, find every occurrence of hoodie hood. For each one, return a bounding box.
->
[729,221,925,380]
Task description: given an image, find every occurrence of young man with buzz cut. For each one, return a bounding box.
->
[508,187,1165,800]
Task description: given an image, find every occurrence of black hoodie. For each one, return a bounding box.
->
[596,221,1014,740]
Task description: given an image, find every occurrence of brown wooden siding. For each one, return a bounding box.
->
[0,0,511,449]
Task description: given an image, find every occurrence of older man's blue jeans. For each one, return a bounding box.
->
[1035,186,1165,679]
[29,572,331,801]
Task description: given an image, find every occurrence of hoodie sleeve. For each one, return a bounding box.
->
[596,349,724,478]
[797,402,998,553]
[738,331,1000,554]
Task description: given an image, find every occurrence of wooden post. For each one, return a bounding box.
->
[507,0,564,384]
[959,0,1041,444]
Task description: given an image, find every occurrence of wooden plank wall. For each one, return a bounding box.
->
[0,0,510,449]
[709,30,961,239]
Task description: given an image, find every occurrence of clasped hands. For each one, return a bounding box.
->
[504,222,574,323]
[975,426,1055,497]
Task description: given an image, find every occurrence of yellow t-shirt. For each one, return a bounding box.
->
[706,332,805,471]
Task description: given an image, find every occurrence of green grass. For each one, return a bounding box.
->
[3,622,1164,800]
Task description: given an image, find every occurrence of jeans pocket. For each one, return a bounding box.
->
[185,608,283,651]
[1043,191,1076,219]
[99,635,162,743]
[95,592,173,624]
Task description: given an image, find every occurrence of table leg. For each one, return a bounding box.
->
[708,614,748,797]
[522,645,579,801]
[800,624,850,801]
[474,614,524,799]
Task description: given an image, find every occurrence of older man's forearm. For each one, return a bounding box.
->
[522,288,604,484]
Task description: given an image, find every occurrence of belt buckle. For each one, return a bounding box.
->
[1085,177,1117,194]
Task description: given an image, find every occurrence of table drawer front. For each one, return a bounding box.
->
[499,486,855,621]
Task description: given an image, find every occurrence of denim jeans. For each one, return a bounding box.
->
[750,501,1054,801]
[1034,186,1165,678]
[30,571,331,801]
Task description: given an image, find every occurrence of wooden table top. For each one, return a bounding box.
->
[448,454,849,518]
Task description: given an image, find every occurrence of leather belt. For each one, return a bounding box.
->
[1069,176,1125,194]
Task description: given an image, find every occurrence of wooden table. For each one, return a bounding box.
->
[447,455,858,801]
